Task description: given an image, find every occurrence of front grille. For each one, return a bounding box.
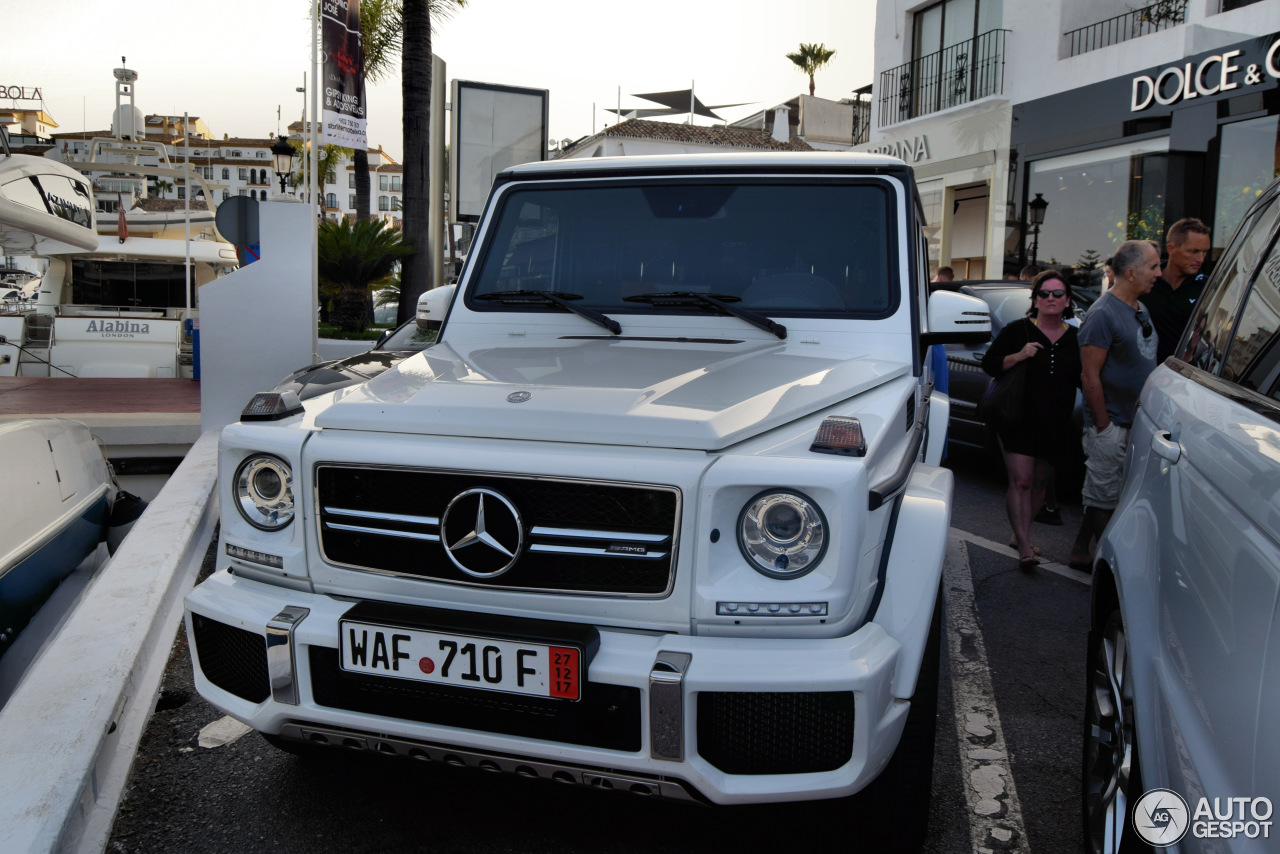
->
[946,355,984,373]
[308,646,642,751]
[316,466,680,596]
[697,691,854,775]
[190,613,270,703]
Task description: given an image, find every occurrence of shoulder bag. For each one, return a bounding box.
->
[977,320,1031,427]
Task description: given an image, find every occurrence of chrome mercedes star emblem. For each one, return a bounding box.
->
[440,488,524,578]
[507,391,532,403]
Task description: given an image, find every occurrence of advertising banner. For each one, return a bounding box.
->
[449,80,549,221]
[321,0,367,150]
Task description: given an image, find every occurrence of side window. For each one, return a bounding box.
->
[1183,194,1280,375]
[1225,247,1280,399]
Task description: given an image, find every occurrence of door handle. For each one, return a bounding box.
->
[1151,431,1181,464]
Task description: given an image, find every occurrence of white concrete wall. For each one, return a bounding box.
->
[799,95,858,144]
[560,137,745,158]
[870,0,1280,137]
[199,200,315,433]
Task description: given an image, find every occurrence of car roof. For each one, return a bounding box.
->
[499,151,909,180]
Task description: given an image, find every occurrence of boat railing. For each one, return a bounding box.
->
[55,306,175,319]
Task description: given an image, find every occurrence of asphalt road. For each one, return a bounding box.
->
[106,445,1093,854]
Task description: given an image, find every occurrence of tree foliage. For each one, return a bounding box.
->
[317,217,415,333]
[786,43,837,97]
[291,140,353,195]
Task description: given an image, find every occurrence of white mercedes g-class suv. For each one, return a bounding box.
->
[185,153,989,823]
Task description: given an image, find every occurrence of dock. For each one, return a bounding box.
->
[0,376,200,418]
[0,376,204,496]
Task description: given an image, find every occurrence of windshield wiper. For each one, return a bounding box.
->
[474,290,621,335]
[622,291,787,340]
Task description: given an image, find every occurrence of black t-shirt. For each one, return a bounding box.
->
[1139,272,1208,364]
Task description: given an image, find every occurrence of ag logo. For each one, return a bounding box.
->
[1133,788,1190,846]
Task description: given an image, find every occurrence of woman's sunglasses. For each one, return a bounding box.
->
[1036,289,1067,299]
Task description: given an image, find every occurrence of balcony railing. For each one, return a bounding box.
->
[1066,0,1187,58]
[878,29,1009,128]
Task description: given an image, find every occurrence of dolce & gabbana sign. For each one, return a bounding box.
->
[1131,35,1280,112]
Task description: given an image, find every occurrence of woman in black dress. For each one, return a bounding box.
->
[981,270,1082,568]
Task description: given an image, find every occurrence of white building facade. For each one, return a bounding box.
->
[861,0,1280,280]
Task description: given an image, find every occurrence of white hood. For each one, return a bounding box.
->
[313,336,908,451]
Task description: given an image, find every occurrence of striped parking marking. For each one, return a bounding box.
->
[955,529,1093,586]
[943,533,1031,853]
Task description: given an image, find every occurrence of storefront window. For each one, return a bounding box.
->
[910,0,1003,115]
[1214,115,1279,250]
[1026,137,1169,271]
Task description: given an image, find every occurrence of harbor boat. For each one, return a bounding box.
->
[1,62,238,380]
[0,418,139,664]
[0,139,99,377]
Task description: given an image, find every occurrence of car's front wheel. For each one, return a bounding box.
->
[1082,609,1149,853]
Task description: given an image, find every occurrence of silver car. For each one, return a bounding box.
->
[1083,180,1280,852]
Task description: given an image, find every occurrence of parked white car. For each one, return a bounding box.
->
[184,152,990,846]
[1083,177,1280,853]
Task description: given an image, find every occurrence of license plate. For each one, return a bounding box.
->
[339,620,581,700]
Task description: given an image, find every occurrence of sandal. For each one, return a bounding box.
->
[1009,536,1041,555]
[1019,555,1040,571]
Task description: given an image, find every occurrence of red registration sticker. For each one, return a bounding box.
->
[548,646,579,700]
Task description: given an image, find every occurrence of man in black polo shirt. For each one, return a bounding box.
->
[1140,217,1211,364]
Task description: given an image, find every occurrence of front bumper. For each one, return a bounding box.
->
[185,569,913,805]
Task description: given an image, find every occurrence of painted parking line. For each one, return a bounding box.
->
[943,533,1030,853]
[954,529,1093,586]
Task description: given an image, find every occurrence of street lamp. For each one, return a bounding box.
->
[270,135,296,194]
[1028,192,1049,268]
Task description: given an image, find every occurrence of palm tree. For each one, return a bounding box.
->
[354,0,466,224]
[398,0,433,326]
[152,178,174,198]
[787,43,837,97]
[318,217,415,333]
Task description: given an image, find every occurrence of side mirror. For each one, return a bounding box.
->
[375,329,392,348]
[919,290,992,346]
[416,283,457,331]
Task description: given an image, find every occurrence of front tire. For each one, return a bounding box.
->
[1082,609,1149,853]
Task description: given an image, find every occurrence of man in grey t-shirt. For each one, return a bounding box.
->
[1069,240,1161,569]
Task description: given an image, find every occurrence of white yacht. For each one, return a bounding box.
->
[1,63,238,380]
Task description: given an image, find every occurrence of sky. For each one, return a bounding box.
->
[6,0,876,161]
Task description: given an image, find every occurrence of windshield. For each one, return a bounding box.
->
[380,321,436,350]
[469,181,896,316]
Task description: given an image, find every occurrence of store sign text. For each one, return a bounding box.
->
[2,85,43,101]
[866,135,930,162]
[1132,41,1280,112]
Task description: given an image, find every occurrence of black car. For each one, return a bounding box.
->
[273,319,436,400]
[275,284,455,400]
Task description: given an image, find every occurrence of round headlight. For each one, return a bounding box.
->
[737,490,827,579]
[234,455,295,530]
